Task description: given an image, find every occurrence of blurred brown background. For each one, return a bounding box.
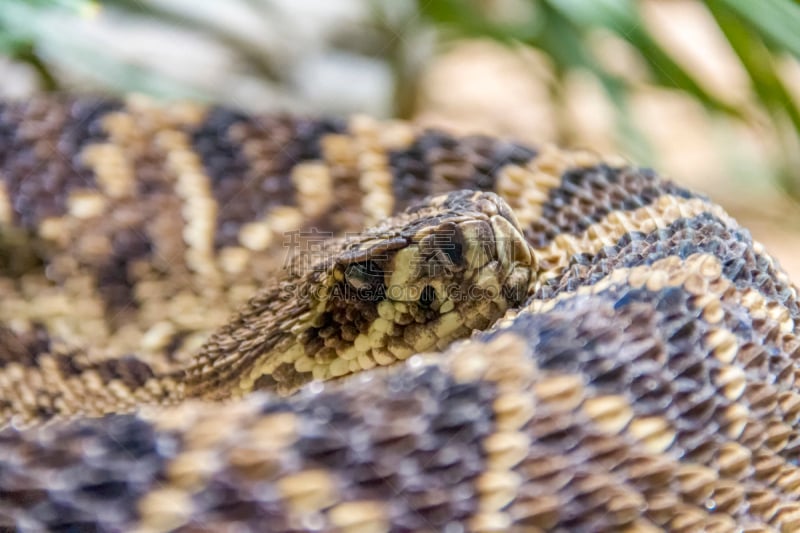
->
[2,0,799,275]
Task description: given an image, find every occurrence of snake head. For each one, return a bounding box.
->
[191,191,534,398]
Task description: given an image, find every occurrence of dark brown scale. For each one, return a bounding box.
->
[303,311,353,362]
[114,138,185,314]
[628,367,673,412]
[405,488,474,530]
[255,363,310,393]
[294,424,350,465]
[667,350,706,383]
[370,433,421,465]
[410,304,437,324]
[783,337,800,359]
[744,383,779,418]
[162,331,188,363]
[353,317,371,334]
[559,476,628,527]
[736,343,768,371]
[53,351,85,378]
[616,454,676,492]
[322,334,342,350]
[339,302,358,323]
[94,223,154,313]
[0,98,119,229]
[92,356,156,389]
[340,324,358,342]
[388,131,535,212]
[0,323,51,368]
[763,323,783,347]
[517,450,574,485]
[133,145,174,196]
[189,480,286,530]
[770,353,797,389]
[740,422,769,451]
[580,433,634,470]
[753,451,783,481]
[189,109,344,248]
[312,324,335,340]
[318,344,339,361]
[348,458,401,494]
[302,334,325,356]
[395,312,414,326]
[712,484,746,515]
[0,485,49,516]
[525,165,697,248]
[528,412,582,449]
[674,386,719,427]
[684,435,724,466]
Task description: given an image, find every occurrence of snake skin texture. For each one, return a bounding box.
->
[2,96,800,532]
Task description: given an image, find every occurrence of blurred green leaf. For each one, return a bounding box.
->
[417,0,541,42]
[525,2,654,160]
[0,0,93,90]
[707,0,800,194]
[414,0,800,195]
[548,0,745,119]
[717,0,800,57]
[98,0,283,82]
[2,0,800,196]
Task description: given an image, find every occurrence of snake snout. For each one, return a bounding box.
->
[490,213,535,307]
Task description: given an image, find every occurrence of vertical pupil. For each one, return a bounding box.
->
[443,240,462,264]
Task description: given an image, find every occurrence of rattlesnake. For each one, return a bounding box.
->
[1,96,799,532]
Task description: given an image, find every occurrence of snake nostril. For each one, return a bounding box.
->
[419,285,436,309]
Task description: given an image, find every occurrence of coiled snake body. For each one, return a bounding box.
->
[0,96,799,532]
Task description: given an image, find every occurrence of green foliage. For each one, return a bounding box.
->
[0,0,97,90]
[417,0,800,196]
[1,0,799,195]
[0,0,93,49]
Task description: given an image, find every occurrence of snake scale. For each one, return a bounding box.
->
[1,96,799,532]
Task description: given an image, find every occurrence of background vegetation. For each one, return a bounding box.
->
[1,0,800,270]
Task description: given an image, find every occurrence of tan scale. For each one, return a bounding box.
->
[326,501,389,533]
[349,114,403,226]
[0,180,13,225]
[495,143,600,230]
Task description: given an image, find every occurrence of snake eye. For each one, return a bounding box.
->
[441,238,463,266]
[418,285,436,308]
[437,223,464,267]
[344,261,384,290]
